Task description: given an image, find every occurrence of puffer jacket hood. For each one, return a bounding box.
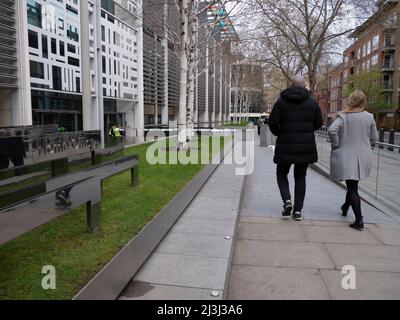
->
[281,86,310,103]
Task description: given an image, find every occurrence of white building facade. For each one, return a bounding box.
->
[0,0,144,142]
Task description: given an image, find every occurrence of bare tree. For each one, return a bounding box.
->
[248,0,378,94]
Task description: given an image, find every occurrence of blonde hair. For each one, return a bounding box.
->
[345,90,366,113]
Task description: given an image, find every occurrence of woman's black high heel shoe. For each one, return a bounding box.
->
[341,203,349,217]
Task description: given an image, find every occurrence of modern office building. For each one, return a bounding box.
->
[0,0,237,137]
[142,0,236,128]
[0,0,144,142]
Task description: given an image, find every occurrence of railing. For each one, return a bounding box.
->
[264,126,400,213]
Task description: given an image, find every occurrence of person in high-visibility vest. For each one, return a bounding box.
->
[114,125,122,138]
[108,126,115,137]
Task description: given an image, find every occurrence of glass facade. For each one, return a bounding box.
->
[31,90,83,131]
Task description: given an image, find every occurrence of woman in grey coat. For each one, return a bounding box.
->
[328,90,378,230]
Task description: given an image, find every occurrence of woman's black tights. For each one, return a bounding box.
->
[345,180,362,220]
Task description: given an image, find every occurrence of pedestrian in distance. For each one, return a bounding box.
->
[269,75,323,221]
[256,118,261,135]
[328,90,378,231]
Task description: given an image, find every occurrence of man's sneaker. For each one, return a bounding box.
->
[293,211,303,221]
[282,200,293,217]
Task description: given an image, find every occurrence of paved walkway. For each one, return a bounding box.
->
[118,146,244,300]
[118,130,400,300]
[228,133,400,300]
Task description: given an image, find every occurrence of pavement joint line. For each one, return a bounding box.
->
[231,263,338,271]
[168,230,234,237]
[233,237,391,247]
[299,223,309,242]
[181,216,237,221]
[321,242,340,271]
[318,268,333,300]
[230,264,400,275]
[122,281,226,293]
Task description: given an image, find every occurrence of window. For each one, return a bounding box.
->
[67,44,76,53]
[366,41,371,55]
[101,0,115,15]
[371,53,379,67]
[52,66,62,90]
[60,41,65,56]
[372,35,379,51]
[102,56,106,73]
[30,60,44,79]
[42,35,48,58]
[58,18,65,30]
[67,25,79,42]
[76,77,81,93]
[51,38,57,54]
[68,57,80,67]
[28,30,39,49]
[101,26,106,42]
[27,0,42,28]
[385,31,394,47]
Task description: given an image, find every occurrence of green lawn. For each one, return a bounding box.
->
[0,136,229,300]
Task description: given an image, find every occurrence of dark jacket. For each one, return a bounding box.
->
[268,86,323,164]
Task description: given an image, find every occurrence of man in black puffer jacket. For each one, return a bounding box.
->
[269,75,323,221]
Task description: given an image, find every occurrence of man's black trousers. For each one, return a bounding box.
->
[276,162,308,212]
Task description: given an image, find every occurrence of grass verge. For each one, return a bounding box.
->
[0,136,229,299]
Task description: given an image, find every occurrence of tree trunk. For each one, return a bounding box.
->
[186,0,198,140]
[178,0,189,148]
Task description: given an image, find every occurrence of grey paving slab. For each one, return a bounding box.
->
[320,270,400,300]
[197,187,241,200]
[233,240,335,269]
[182,205,237,221]
[188,196,238,210]
[325,243,400,272]
[171,217,236,236]
[229,265,330,300]
[237,222,306,242]
[119,281,222,300]
[135,253,228,290]
[239,216,313,225]
[155,232,232,259]
[367,225,400,245]
[302,225,382,245]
